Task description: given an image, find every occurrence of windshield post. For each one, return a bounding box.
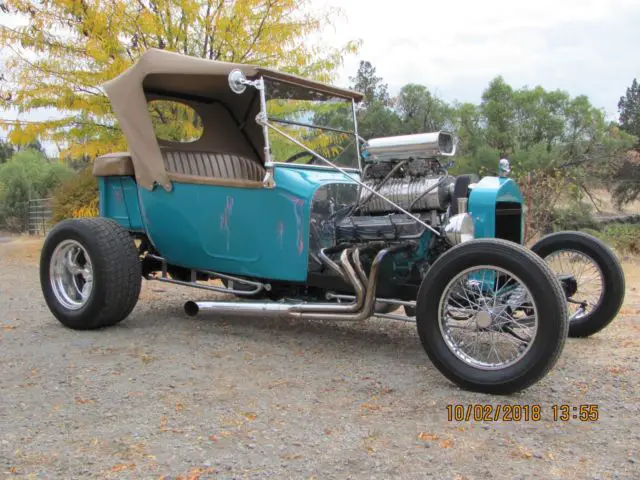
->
[257,76,276,188]
[352,99,362,172]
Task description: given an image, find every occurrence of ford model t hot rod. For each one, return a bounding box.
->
[39,49,625,394]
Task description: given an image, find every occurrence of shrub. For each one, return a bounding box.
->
[551,202,600,232]
[583,224,640,254]
[51,166,99,223]
[0,148,73,229]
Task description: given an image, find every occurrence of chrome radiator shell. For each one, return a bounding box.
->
[358,176,454,213]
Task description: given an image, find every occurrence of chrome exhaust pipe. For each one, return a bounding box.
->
[184,243,415,321]
[185,247,366,318]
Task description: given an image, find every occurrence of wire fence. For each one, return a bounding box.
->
[24,197,53,236]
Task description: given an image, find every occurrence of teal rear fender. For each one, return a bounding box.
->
[468,176,524,244]
[98,176,145,232]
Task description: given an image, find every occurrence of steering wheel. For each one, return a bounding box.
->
[284,151,319,164]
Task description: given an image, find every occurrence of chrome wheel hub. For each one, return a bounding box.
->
[544,250,604,321]
[49,240,94,310]
[439,266,538,370]
[475,310,492,329]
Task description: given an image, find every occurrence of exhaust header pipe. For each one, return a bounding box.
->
[184,242,415,321]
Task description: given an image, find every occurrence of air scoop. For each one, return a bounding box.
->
[363,131,456,161]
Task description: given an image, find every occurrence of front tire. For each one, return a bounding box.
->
[416,239,568,394]
[40,218,142,330]
[530,231,625,338]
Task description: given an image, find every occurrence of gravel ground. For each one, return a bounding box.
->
[1,238,639,480]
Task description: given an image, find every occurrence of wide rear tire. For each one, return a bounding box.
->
[416,239,568,394]
[40,218,141,330]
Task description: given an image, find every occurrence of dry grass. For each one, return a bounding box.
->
[558,188,640,215]
[0,235,45,266]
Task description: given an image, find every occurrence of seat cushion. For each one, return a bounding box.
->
[162,150,265,182]
[93,153,135,177]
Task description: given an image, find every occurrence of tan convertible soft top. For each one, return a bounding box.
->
[102,48,363,190]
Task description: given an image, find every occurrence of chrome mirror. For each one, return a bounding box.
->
[228,69,247,94]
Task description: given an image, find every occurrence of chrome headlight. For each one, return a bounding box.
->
[444,213,474,245]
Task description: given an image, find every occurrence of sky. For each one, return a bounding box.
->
[317,0,640,120]
[2,0,640,154]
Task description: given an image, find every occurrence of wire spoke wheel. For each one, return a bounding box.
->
[438,266,538,370]
[530,231,624,338]
[49,239,94,310]
[543,250,604,321]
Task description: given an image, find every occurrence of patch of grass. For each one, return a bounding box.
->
[583,224,640,254]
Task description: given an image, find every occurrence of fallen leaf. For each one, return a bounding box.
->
[160,416,168,432]
[361,403,381,411]
[547,452,555,460]
[418,432,439,441]
[3,325,16,331]
[75,396,94,405]
[514,446,533,459]
[242,412,256,421]
[111,463,136,472]
[175,402,184,412]
[140,354,154,364]
[440,439,454,448]
[8,466,18,473]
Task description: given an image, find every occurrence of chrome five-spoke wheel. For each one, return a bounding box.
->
[49,240,94,310]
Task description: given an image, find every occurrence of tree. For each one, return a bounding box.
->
[618,78,640,145]
[0,148,73,229]
[0,0,360,160]
[0,139,14,164]
[481,76,516,155]
[396,84,451,134]
[350,60,390,107]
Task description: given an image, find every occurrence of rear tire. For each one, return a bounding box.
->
[40,218,141,330]
[416,239,568,394]
[530,231,625,338]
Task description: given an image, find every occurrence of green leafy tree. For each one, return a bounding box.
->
[481,76,516,155]
[0,138,14,164]
[610,78,640,206]
[350,60,390,107]
[396,84,451,134]
[0,148,73,229]
[618,78,640,144]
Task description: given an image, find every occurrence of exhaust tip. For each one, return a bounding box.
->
[184,301,199,317]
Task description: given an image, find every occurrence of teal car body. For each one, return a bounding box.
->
[98,163,524,284]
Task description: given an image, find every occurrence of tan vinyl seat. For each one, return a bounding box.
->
[162,150,265,188]
[93,150,266,188]
[162,150,265,181]
[93,153,135,177]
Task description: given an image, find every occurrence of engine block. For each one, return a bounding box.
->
[358,176,455,213]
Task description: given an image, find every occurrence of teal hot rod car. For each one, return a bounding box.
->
[39,49,625,394]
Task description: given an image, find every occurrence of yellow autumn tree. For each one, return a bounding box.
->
[0,0,360,159]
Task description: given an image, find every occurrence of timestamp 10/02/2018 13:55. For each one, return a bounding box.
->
[446,404,600,422]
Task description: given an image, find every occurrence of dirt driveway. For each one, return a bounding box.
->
[1,238,639,479]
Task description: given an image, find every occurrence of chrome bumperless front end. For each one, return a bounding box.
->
[183,242,415,320]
